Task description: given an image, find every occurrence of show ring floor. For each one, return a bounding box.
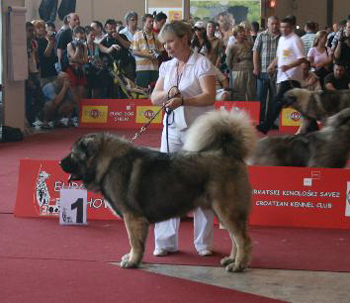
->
[1,128,350,302]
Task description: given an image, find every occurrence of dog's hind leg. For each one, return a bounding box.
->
[120,213,149,268]
[213,204,251,272]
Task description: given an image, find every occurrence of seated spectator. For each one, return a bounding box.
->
[226,25,255,101]
[132,14,163,88]
[192,21,211,57]
[41,73,77,129]
[120,11,139,42]
[33,19,58,86]
[66,26,88,101]
[301,61,321,91]
[324,61,350,90]
[214,66,231,101]
[91,20,105,43]
[307,30,333,88]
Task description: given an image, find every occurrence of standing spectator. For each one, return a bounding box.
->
[33,20,58,86]
[226,25,255,101]
[253,16,280,123]
[251,21,260,43]
[216,11,235,48]
[327,23,340,48]
[101,19,135,81]
[301,21,317,56]
[324,61,350,90]
[25,22,45,126]
[191,21,211,57]
[119,11,139,42]
[56,13,80,73]
[132,14,163,88]
[90,20,105,43]
[256,16,306,134]
[206,20,223,67]
[331,17,350,50]
[333,20,350,75]
[66,26,88,102]
[307,30,333,88]
[84,26,120,98]
[151,21,216,257]
[153,11,167,34]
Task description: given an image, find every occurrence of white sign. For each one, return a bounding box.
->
[346,182,350,217]
[59,189,87,225]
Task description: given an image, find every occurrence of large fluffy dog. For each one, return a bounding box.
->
[250,108,350,167]
[60,110,256,272]
[283,88,350,134]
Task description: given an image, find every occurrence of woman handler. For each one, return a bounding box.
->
[151,21,216,257]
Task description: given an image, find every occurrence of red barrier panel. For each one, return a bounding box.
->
[79,99,260,129]
[14,159,350,229]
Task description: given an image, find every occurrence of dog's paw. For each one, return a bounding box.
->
[225,262,247,273]
[220,256,235,267]
[121,253,130,262]
[120,259,139,269]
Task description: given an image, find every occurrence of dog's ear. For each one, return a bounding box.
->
[78,134,102,159]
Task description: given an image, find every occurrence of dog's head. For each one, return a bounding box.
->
[60,133,103,184]
[282,88,313,109]
[325,108,350,130]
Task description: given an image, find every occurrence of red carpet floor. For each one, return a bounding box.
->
[1,215,349,272]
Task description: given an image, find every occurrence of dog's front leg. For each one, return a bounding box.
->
[120,213,149,268]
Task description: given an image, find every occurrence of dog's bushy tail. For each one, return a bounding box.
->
[183,110,256,160]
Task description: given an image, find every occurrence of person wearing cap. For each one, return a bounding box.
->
[151,20,216,257]
[192,21,212,57]
[153,12,167,34]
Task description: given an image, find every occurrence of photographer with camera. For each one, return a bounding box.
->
[66,26,88,102]
[334,20,350,76]
[33,20,58,86]
[85,26,121,98]
[132,14,163,88]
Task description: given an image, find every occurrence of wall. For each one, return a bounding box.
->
[2,0,26,130]
[25,0,145,26]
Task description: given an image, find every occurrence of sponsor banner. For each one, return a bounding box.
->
[14,159,350,229]
[279,107,301,134]
[79,99,261,129]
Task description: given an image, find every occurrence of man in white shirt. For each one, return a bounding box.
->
[256,16,306,134]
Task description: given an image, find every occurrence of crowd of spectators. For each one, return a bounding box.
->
[25,10,350,131]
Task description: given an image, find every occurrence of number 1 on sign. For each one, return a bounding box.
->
[59,189,87,225]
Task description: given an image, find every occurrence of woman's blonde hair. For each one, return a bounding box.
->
[313,30,328,47]
[31,19,45,29]
[233,25,246,37]
[158,20,193,46]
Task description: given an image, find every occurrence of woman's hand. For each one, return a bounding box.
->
[165,97,183,110]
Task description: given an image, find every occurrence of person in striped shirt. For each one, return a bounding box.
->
[132,14,163,88]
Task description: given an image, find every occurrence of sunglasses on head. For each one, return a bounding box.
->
[194,27,204,31]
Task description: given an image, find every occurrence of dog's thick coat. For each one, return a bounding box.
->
[250,108,350,167]
[60,110,256,272]
[283,88,350,134]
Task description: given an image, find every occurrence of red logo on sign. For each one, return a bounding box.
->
[90,109,100,119]
[290,112,301,121]
[143,110,154,119]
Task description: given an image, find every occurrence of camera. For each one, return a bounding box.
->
[151,49,162,60]
[72,38,85,47]
[49,31,56,38]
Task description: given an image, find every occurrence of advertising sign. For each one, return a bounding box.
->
[15,160,350,229]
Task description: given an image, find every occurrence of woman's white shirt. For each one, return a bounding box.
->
[159,52,216,130]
